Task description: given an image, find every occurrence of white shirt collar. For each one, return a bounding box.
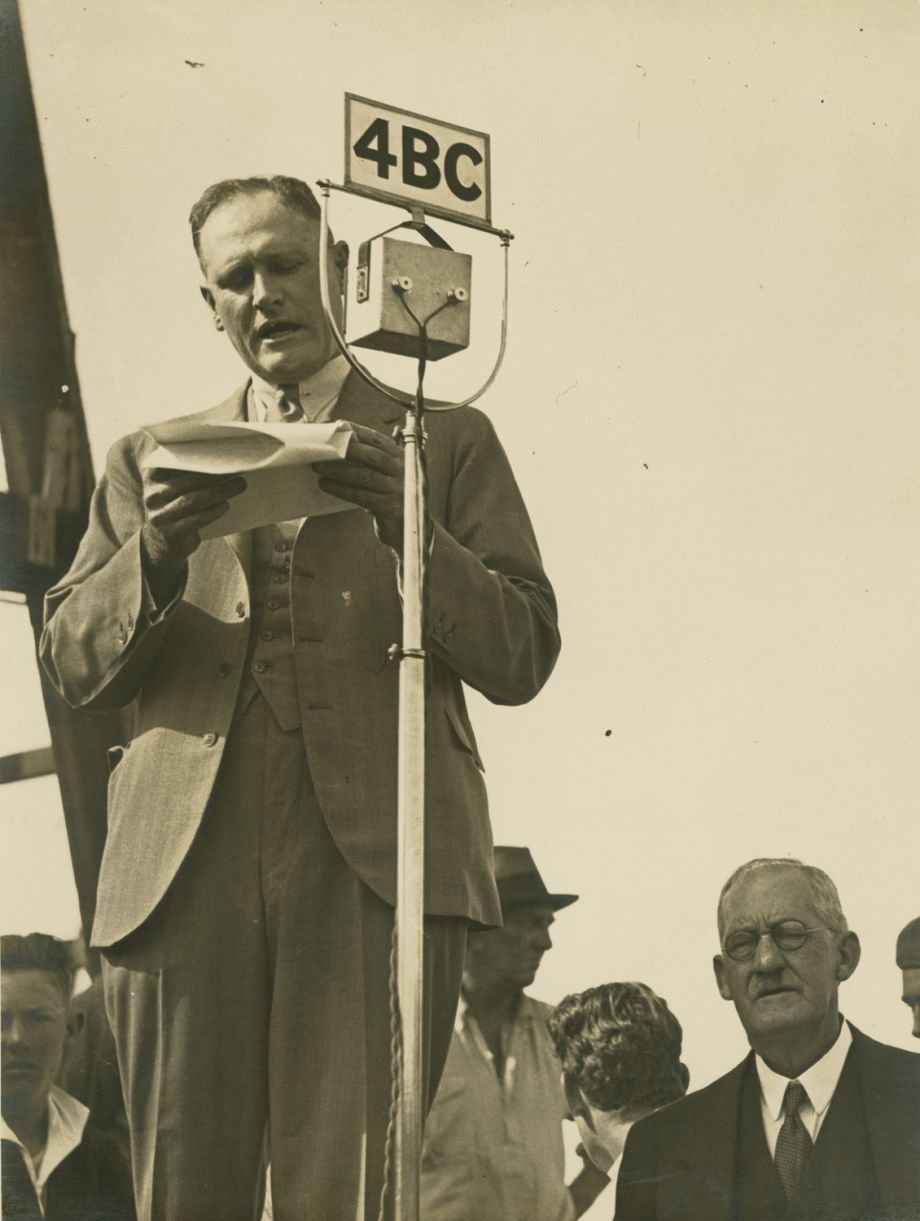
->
[755,1017,852,1121]
[249,354,350,423]
[454,991,535,1035]
[1,1084,89,1210]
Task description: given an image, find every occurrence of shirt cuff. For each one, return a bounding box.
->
[140,567,185,624]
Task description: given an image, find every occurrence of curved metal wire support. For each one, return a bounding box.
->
[317,181,511,413]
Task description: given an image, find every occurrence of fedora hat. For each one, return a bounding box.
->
[493,846,578,913]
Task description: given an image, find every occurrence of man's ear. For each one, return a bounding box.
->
[562,1073,589,1123]
[836,930,861,982]
[713,953,733,1001]
[65,1006,85,1042]
[200,285,223,330]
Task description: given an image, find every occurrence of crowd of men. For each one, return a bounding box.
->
[4,862,918,1219]
[3,172,918,1219]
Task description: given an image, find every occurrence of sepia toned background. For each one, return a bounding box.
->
[3,2,918,1212]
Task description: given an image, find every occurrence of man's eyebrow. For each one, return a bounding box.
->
[215,260,250,284]
[266,249,307,262]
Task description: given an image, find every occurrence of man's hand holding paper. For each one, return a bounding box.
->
[314,422,407,555]
[142,417,355,537]
[140,467,247,606]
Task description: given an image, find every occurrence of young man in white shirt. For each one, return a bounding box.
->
[2,933,135,1220]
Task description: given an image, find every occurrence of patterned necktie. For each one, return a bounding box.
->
[774,1080,813,1199]
[265,385,303,422]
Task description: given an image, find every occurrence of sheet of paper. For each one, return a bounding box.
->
[142,418,356,537]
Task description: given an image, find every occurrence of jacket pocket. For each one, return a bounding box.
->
[443,705,484,772]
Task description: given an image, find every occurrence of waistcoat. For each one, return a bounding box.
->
[236,518,302,731]
[788,1048,881,1221]
[733,1052,881,1221]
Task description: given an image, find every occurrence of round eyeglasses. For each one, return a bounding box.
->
[722,920,832,962]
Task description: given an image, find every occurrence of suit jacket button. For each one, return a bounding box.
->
[216,663,231,678]
[235,601,246,618]
[203,733,218,747]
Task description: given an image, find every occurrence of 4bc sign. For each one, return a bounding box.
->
[345,95,491,228]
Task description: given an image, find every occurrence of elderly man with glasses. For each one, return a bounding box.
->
[615,858,920,1221]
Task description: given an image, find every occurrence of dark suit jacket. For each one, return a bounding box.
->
[40,373,560,946]
[2,1125,136,1221]
[615,1025,920,1220]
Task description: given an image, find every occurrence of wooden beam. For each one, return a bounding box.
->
[0,746,57,785]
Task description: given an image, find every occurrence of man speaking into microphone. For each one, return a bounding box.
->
[40,175,560,1221]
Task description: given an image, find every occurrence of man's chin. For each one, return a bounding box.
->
[250,353,309,385]
[249,337,334,387]
[742,992,809,1033]
[1,1078,42,1108]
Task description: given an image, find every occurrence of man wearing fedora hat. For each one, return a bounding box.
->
[419,847,609,1220]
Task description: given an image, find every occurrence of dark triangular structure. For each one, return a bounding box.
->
[1,0,127,963]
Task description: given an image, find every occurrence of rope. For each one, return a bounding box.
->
[376,922,403,1221]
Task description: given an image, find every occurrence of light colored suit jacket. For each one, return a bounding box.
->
[41,373,560,947]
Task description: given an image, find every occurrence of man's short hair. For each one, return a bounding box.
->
[547,982,687,1119]
[0,933,74,1001]
[716,858,848,939]
[896,917,920,970]
[189,175,322,261]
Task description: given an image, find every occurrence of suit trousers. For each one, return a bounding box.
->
[102,694,467,1221]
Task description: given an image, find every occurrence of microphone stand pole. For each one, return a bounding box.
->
[393,396,426,1221]
[315,180,512,1219]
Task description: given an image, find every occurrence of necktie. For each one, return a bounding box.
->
[265,386,303,422]
[774,1080,813,1199]
[1,1138,43,1221]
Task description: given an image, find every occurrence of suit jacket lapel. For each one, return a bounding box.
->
[195,383,252,578]
[332,369,407,434]
[662,1057,750,1221]
[850,1024,920,1210]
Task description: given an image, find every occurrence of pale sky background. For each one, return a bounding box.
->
[3,2,919,1211]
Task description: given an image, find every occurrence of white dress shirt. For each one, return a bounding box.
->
[249,354,350,423]
[1,1084,89,1215]
[755,1018,853,1157]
